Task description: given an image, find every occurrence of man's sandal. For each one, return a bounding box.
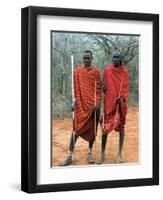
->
[87,153,95,164]
[59,155,73,166]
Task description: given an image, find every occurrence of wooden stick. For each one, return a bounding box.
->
[71,55,75,163]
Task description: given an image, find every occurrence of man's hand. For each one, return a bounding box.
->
[116,96,122,105]
[101,82,106,93]
[71,99,76,111]
[94,104,100,112]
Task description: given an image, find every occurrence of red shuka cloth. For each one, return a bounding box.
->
[74,66,101,141]
[103,64,129,134]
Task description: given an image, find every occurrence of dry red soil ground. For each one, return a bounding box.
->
[52,106,139,167]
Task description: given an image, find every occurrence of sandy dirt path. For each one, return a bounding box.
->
[52,106,139,167]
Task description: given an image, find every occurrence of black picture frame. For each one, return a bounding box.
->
[21,6,159,193]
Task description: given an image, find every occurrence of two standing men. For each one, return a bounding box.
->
[61,50,129,166]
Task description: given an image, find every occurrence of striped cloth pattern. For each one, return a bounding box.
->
[74,66,101,133]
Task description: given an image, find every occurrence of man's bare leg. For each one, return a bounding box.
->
[117,132,124,163]
[87,141,95,164]
[60,133,78,166]
[101,134,108,162]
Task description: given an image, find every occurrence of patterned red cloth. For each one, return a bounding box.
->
[74,66,101,140]
[76,111,97,143]
[102,64,129,134]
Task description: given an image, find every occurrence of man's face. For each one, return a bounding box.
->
[83,52,93,68]
[112,52,122,68]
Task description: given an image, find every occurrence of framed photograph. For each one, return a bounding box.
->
[21,6,159,193]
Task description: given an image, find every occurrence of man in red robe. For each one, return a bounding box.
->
[61,50,101,166]
[101,51,129,163]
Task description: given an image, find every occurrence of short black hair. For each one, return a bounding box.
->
[83,50,93,57]
[112,50,123,65]
[112,50,122,57]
